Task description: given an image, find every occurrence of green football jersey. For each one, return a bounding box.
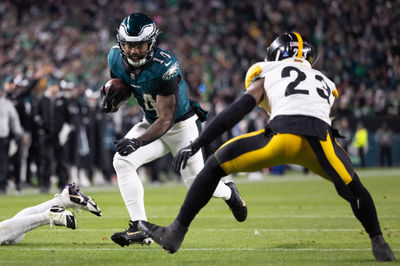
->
[108,46,191,123]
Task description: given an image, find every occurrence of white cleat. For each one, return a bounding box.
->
[56,183,102,216]
[47,207,77,229]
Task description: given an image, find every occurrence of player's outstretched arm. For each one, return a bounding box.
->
[172,79,265,171]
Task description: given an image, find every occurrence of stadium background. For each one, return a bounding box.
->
[0,0,400,193]
[0,1,399,265]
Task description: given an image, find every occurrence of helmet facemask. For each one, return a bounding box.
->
[117,13,161,67]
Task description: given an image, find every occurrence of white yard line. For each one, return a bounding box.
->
[0,247,399,252]
[31,228,398,232]
[2,214,398,220]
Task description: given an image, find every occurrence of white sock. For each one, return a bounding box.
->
[114,158,147,221]
[213,182,232,200]
[181,155,232,200]
[0,212,48,245]
[13,198,63,218]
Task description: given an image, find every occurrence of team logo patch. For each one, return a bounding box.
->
[290,41,299,46]
[162,62,179,80]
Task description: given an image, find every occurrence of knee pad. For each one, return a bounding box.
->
[113,153,139,181]
[113,153,138,171]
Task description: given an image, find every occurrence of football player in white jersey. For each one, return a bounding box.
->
[138,32,395,262]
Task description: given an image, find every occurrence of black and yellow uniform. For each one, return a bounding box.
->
[177,111,381,239]
[216,116,353,184]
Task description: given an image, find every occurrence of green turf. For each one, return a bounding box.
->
[0,168,399,265]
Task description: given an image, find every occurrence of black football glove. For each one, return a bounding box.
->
[101,85,126,113]
[113,138,142,156]
[172,143,200,172]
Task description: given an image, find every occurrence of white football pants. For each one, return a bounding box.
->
[0,197,63,245]
[113,115,231,222]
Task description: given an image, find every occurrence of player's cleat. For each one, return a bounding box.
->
[47,207,77,229]
[111,220,153,247]
[371,235,396,261]
[224,182,247,222]
[139,220,188,254]
[56,183,102,216]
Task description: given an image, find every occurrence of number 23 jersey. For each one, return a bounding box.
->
[245,58,338,126]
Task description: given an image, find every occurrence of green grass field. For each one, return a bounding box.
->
[1,168,399,265]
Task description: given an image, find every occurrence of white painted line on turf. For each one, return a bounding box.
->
[41,214,396,220]
[35,228,399,232]
[148,214,399,219]
[2,214,398,220]
[202,228,400,232]
[0,247,399,252]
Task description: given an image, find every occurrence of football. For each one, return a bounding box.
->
[103,78,131,102]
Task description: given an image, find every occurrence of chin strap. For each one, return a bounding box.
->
[125,48,156,67]
[127,57,147,67]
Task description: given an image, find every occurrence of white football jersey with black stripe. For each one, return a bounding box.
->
[245,58,337,125]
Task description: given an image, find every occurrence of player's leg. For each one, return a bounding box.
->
[113,121,169,222]
[13,197,65,218]
[140,129,289,253]
[165,116,246,221]
[166,116,232,199]
[13,183,101,218]
[139,154,228,253]
[111,120,169,246]
[305,129,395,261]
[0,207,76,245]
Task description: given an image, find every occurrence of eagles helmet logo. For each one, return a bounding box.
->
[117,13,161,68]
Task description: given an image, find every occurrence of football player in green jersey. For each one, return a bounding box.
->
[101,13,247,247]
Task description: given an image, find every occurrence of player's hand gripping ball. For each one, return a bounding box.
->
[101,78,131,113]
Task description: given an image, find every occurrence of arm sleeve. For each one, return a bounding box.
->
[8,102,23,137]
[158,75,180,96]
[16,78,39,100]
[192,93,257,149]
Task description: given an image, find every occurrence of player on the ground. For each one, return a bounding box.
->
[0,183,101,245]
[139,32,396,262]
[101,13,247,247]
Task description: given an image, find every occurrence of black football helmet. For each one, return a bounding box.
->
[117,13,161,67]
[265,32,314,64]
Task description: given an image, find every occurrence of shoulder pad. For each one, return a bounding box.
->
[245,63,262,90]
[153,49,180,81]
[162,62,179,80]
[332,88,339,99]
[107,46,121,70]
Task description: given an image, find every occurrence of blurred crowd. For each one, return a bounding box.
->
[1,0,399,193]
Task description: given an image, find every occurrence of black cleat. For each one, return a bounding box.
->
[371,235,396,261]
[56,183,102,216]
[138,220,188,254]
[111,220,153,247]
[224,182,247,222]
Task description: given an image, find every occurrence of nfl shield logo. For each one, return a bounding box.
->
[130,73,136,80]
